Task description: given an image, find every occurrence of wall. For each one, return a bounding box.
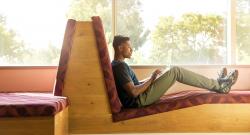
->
[0,65,249,93]
[0,66,57,92]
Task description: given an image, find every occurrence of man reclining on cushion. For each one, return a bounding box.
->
[111,35,238,108]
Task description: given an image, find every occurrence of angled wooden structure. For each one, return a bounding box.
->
[61,17,250,134]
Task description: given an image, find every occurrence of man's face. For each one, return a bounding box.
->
[120,41,133,59]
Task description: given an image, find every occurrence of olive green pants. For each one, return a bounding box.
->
[137,66,220,107]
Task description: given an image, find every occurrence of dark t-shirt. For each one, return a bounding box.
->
[111,60,140,108]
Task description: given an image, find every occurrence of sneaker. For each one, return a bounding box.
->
[217,67,227,79]
[217,67,227,86]
[218,70,238,94]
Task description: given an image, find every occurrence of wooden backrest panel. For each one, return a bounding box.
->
[61,21,113,132]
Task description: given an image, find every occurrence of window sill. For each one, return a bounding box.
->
[130,64,250,69]
[0,66,58,69]
[1,65,250,69]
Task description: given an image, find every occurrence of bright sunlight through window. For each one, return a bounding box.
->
[0,0,249,66]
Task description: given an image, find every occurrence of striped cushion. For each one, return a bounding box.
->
[0,92,68,117]
[92,16,122,113]
[113,90,250,121]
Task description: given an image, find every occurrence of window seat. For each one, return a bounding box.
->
[113,90,250,121]
[59,16,250,133]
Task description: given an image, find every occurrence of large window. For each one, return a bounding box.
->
[117,0,228,65]
[0,0,249,66]
[0,0,69,66]
[67,0,112,48]
[236,0,250,64]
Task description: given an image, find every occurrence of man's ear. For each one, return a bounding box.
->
[118,45,123,52]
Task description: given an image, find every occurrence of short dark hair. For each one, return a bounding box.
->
[112,35,130,49]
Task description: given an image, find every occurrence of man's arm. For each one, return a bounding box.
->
[139,77,150,84]
[122,69,162,98]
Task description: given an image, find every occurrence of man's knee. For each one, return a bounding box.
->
[170,66,181,72]
[169,66,183,79]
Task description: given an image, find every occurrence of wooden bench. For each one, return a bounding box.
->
[0,21,73,135]
[0,93,68,135]
[56,16,250,134]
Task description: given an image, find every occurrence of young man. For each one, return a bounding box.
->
[111,35,238,108]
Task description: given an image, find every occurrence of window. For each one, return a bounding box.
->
[0,0,249,66]
[0,0,69,66]
[236,0,250,64]
[67,0,112,49]
[117,0,228,65]
[0,0,112,66]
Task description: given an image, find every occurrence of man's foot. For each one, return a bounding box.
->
[217,67,227,80]
[218,70,238,94]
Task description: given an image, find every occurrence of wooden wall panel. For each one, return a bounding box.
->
[0,117,54,135]
[0,107,68,135]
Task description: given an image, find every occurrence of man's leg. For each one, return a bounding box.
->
[137,66,220,107]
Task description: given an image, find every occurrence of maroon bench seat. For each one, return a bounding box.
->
[0,92,68,117]
[113,90,250,121]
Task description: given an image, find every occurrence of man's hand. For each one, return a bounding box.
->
[123,68,163,97]
[151,69,162,81]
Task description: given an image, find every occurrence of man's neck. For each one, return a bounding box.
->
[114,54,125,62]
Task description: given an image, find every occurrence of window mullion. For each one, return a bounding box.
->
[112,0,117,37]
[228,0,237,65]
[111,0,117,60]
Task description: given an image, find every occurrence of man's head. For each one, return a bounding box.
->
[113,35,133,59]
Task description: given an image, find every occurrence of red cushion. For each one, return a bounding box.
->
[91,16,122,113]
[0,93,68,117]
[54,19,76,96]
[112,90,250,122]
